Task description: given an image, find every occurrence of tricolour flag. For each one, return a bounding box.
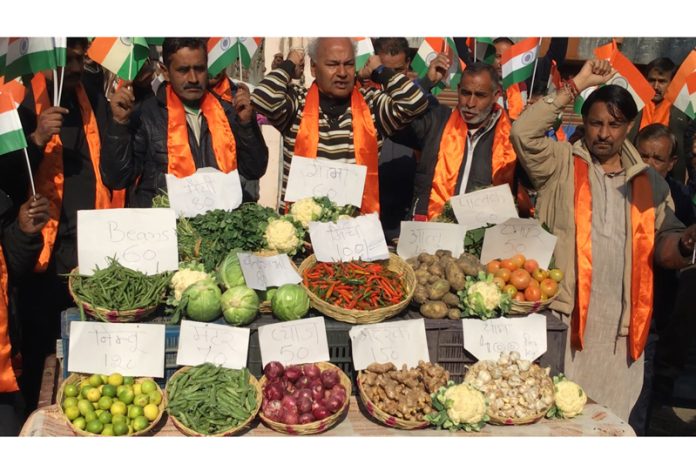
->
[0,90,27,156]
[500,37,540,90]
[3,37,56,82]
[354,37,374,71]
[665,50,696,119]
[573,86,597,114]
[237,37,262,69]
[411,37,463,95]
[0,38,8,76]
[0,77,25,107]
[87,37,150,81]
[474,37,496,64]
[411,37,444,79]
[53,37,66,67]
[594,39,617,61]
[604,49,655,112]
[208,37,239,77]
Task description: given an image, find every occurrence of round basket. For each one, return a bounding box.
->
[508,293,557,315]
[298,254,416,324]
[56,373,167,436]
[166,366,262,436]
[68,269,160,323]
[258,362,351,435]
[356,371,430,430]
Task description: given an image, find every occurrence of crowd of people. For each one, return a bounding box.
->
[1,37,695,436]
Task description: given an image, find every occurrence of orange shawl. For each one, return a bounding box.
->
[639,100,671,129]
[0,247,18,392]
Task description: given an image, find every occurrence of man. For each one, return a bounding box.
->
[391,62,531,221]
[102,37,269,207]
[250,37,428,214]
[510,59,696,429]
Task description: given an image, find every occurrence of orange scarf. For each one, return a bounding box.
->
[294,83,380,214]
[506,83,525,121]
[639,100,671,129]
[572,156,655,360]
[0,247,18,392]
[31,74,125,272]
[166,85,237,177]
[426,107,518,220]
[211,78,233,104]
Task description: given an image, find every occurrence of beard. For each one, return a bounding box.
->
[460,103,494,126]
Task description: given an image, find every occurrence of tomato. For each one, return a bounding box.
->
[528,278,540,289]
[510,269,531,290]
[503,284,518,297]
[549,268,564,283]
[540,293,549,301]
[540,278,558,298]
[494,268,512,283]
[532,268,548,282]
[500,259,517,272]
[510,254,526,270]
[487,260,501,274]
[524,285,542,302]
[523,259,539,274]
[513,292,526,302]
[492,277,506,290]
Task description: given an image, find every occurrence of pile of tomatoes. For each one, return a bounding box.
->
[485,254,563,303]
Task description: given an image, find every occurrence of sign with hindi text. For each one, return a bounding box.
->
[462,314,547,361]
[284,156,367,207]
[165,167,242,217]
[309,213,389,262]
[450,184,518,230]
[479,218,557,269]
[176,320,250,369]
[237,253,302,291]
[396,221,468,259]
[349,319,430,370]
[258,317,330,367]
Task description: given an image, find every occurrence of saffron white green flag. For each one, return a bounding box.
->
[87,37,150,81]
[573,86,597,114]
[53,37,66,67]
[412,37,462,95]
[665,50,696,119]
[411,37,442,79]
[208,37,239,76]
[0,90,27,156]
[3,37,57,82]
[475,37,496,64]
[500,37,540,90]
[237,37,262,69]
[354,37,374,71]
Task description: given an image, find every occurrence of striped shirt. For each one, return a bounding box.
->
[251,62,428,195]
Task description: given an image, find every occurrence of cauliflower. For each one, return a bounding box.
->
[548,374,587,419]
[426,381,488,432]
[264,218,302,255]
[459,272,511,319]
[290,198,323,228]
[170,268,211,301]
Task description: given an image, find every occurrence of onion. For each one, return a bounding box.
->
[280,395,298,415]
[298,413,315,425]
[312,406,330,420]
[296,388,313,403]
[330,384,347,404]
[295,375,311,389]
[302,363,321,380]
[311,383,324,402]
[282,410,299,425]
[263,399,283,422]
[321,369,339,389]
[310,378,323,389]
[263,382,285,401]
[284,365,302,383]
[264,361,285,380]
[283,378,297,397]
[325,396,342,413]
[297,396,313,414]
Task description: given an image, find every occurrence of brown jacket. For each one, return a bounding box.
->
[510,98,685,335]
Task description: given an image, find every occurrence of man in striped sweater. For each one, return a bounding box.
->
[250,37,429,214]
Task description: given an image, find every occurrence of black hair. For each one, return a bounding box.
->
[493,37,514,47]
[460,62,501,91]
[645,57,676,79]
[581,85,638,123]
[162,38,207,67]
[373,37,410,57]
[67,37,88,49]
[635,123,678,157]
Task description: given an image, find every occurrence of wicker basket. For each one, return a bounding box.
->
[298,254,416,324]
[356,371,430,430]
[508,293,557,315]
[68,268,160,323]
[166,366,262,436]
[56,373,167,436]
[258,362,351,435]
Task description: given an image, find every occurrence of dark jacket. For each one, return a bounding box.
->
[101,85,269,208]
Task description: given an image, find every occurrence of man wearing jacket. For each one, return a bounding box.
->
[102,37,269,207]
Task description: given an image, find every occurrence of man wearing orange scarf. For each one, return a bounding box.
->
[250,37,428,214]
[511,59,696,431]
[102,38,268,207]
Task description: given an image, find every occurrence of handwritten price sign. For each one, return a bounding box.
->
[284,156,367,207]
[309,213,389,262]
[449,184,519,230]
[165,167,243,217]
[349,319,430,370]
[258,317,330,367]
[176,320,250,369]
[396,221,468,259]
[480,218,557,269]
[236,253,302,291]
[461,314,547,361]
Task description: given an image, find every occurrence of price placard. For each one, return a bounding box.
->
[461,314,547,361]
[176,320,250,369]
[396,221,468,260]
[67,321,165,377]
[77,208,178,275]
[236,253,302,291]
[284,156,367,207]
[450,184,519,230]
[349,319,430,370]
[479,218,557,269]
[165,167,242,217]
[309,213,389,262]
[258,317,330,367]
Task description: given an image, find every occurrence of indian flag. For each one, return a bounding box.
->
[53,37,66,67]
[237,37,262,69]
[500,37,540,90]
[605,50,654,112]
[474,37,496,64]
[208,37,239,76]
[0,38,7,76]
[0,77,25,107]
[354,37,373,71]
[665,50,696,119]
[3,37,56,82]
[688,73,696,118]
[411,37,444,79]
[594,39,617,61]
[573,86,597,114]
[87,37,150,81]
[146,38,165,46]
[0,90,27,156]
[412,37,463,95]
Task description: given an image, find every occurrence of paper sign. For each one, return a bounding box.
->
[67,321,165,377]
[462,314,547,361]
[396,221,468,259]
[309,213,389,262]
[165,167,242,217]
[176,320,250,369]
[450,184,519,230]
[77,208,178,275]
[349,319,430,370]
[258,317,330,367]
[236,253,302,290]
[480,218,558,269]
[284,156,367,207]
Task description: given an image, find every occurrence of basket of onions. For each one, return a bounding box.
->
[258,361,351,435]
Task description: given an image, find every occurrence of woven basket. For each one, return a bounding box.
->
[508,293,557,315]
[68,269,160,323]
[56,373,166,436]
[356,371,430,430]
[298,254,416,324]
[166,366,262,436]
[258,362,351,435]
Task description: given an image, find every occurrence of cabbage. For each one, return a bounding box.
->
[182,279,222,322]
[221,286,259,326]
[271,284,310,321]
[217,249,246,290]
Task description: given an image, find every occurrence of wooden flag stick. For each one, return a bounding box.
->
[57,67,65,105]
[52,69,59,106]
[474,39,478,62]
[238,40,243,81]
[22,148,36,196]
[528,38,543,100]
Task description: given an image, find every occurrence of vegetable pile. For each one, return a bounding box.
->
[303,260,407,310]
[485,254,563,303]
[166,363,258,435]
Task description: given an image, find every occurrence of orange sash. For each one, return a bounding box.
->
[572,157,655,360]
[0,247,19,392]
[426,107,518,219]
[166,85,237,177]
[506,83,525,121]
[211,77,233,104]
[32,75,125,272]
[294,83,380,214]
[639,100,671,129]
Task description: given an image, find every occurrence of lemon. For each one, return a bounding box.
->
[143,404,159,421]
[86,387,101,403]
[107,373,124,387]
[101,384,117,398]
[101,424,114,436]
[97,396,113,411]
[88,374,103,388]
[64,405,80,421]
[62,397,78,409]
[111,414,127,426]
[118,389,134,405]
[128,405,143,419]
[79,379,90,390]
[133,384,142,396]
[64,384,79,398]
[77,399,94,416]
[132,415,149,432]
[80,385,94,399]
[140,380,157,395]
[72,417,86,431]
[148,391,162,406]
[84,411,98,423]
[123,376,135,385]
[133,394,149,407]
[86,419,104,434]
[110,400,127,416]
[98,411,113,424]
[112,422,129,436]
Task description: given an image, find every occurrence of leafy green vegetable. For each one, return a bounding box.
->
[221,286,259,326]
[271,284,310,321]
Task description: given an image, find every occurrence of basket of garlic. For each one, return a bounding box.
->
[464,351,554,425]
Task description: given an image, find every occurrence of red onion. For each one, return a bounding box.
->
[280,395,298,415]
[284,365,302,383]
[312,398,326,411]
[295,375,311,389]
[282,410,299,425]
[263,399,283,422]
[263,382,285,401]
[298,413,315,425]
[302,363,321,380]
[312,406,330,420]
[264,361,285,380]
[283,378,297,397]
[297,396,313,414]
[310,378,323,389]
[325,396,343,413]
[296,388,313,403]
[330,384,347,404]
[311,383,324,402]
[321,369,339,389]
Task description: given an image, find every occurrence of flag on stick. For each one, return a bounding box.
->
[87,37,150,81]
[500,37,540,90]
[354,37,374,71]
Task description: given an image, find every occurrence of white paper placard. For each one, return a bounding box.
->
[349,319,430,370]
[308,213,389,262]
[450,184,519,230]
[461,314,547,361]
[176,320,250,369]
[236,253,302,290]
[165,167,242,217]
[67,321,165,377]
[258,317,330,367]
[77,208,178,275]
[479,218,558,269]
[284,156,367,207]
[396,221,468,259]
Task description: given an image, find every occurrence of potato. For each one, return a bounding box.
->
[428,264,444,277]
[435,250,453,258]
[438,255,455,269]
[447,308,462,320]
[442,292,460,307]
[456,254,484,276]
[406,257,420,270]
[446,263,467,291]
[415,270,431,285]
[418,253,437,265]
[413,285,429,304]
[428,274,441,284]
[427,279,450,300]
[420,301,449,319]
